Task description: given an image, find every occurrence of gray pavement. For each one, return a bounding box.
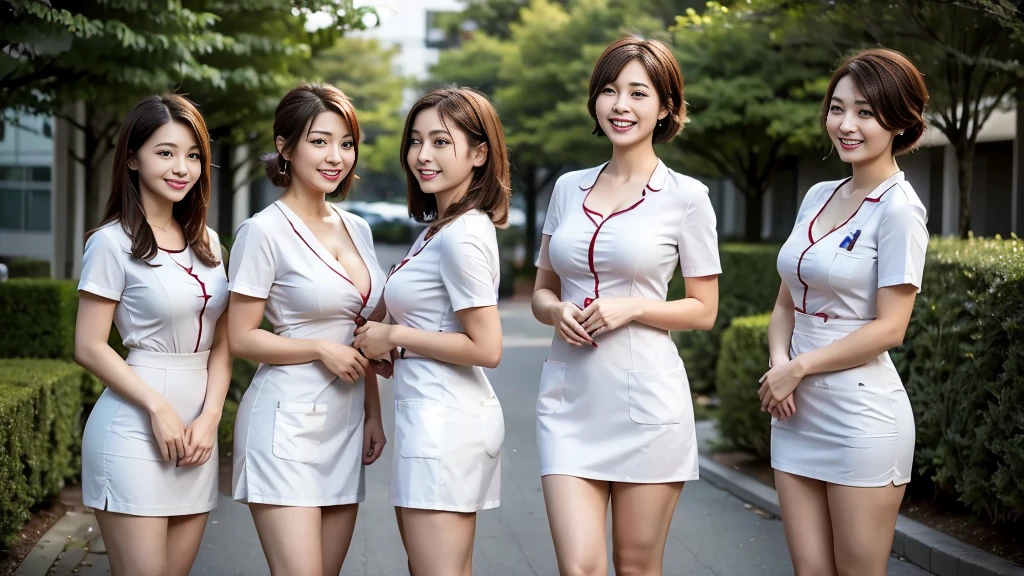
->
[23,243,930,575]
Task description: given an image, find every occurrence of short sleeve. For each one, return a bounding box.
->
[78,229,126,301]
[206,227,225,266]
[228,219,276,299]
[541,177,566,236]
[679,189,722,277]
[440,220,498,312]
[877,200,928,292]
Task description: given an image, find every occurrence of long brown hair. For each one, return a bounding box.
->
[262,83,361,198]
[400,88,511,233]
[91,94,216,266]
[821,48,929,156]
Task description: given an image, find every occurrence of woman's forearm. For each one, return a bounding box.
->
[767,304,795,366]
[531,287,561,327]
[363,370,382,419]
[74,343,166,414]
[202,315,232,418]
[229,326,326,367]
[634,297,716,332]
[391,325,501,369]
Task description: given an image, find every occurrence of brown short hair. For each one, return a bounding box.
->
[400,88,511,232]
[821,48,930,156]
[91,94,217,267]
[263,83,361,198]
[588,37,686,144]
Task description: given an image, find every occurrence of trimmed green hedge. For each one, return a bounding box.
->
[671,244,780,393]
[0,359,90,545]
[0,256,50,278]
[715,314,772,458]
[0,279,79,359]
[894,235,1024,523]
[714,235,1024,524]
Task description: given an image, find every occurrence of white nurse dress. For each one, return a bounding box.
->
[229,200,384,506]
[383,210,504,512]
[536,160,721,483]
[79,221,228,516]
[772,171,928,487]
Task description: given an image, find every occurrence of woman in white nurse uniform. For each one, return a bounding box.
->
[354,88,510,576]
[531,38,720,576]
[760,49,930,576]
[75,94,229,576]
[227,84,387,576]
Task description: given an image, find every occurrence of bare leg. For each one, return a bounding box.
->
[165,512,209,576]
[94,511,168,576]
[399,508,477,576]
[828,482,906,576]
[610,481,683,576]
[320,504,359,576]
[249,504,323,576]
[775,471,838,576]
[541,474,611,576]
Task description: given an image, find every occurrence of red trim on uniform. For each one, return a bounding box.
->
[276,204,372,319]
[167,256,210,353]
[795,179,896,315]
[584,196,646,307]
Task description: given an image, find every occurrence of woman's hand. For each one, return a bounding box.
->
[149,401,187,463]
[181,410,220,467]
[758,357,806,412]
[353,321,397,360]
[550,302,594,347]
[362,415,386,465]
[578,298,641,338]
[318,340,370,383]
[768,394,797,420]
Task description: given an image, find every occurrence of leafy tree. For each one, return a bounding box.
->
[783,0,1024,237]
[672,1,835,241]
[0,0,374,230]
[312,35,407,200]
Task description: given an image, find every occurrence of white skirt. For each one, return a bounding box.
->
[771,313,915,487]
[390,359,504,512]
[82,349,217,516]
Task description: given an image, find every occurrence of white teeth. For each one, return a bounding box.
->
[320,170,339,175]
[420,170,439,175]
[840,138,862,145]
[612,120,636,127]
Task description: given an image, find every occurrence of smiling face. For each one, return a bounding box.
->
[593,59,668,149]
[826,75,898,166]
[279,110,356,196]
[406,106,487,199]
[127,120,201,204]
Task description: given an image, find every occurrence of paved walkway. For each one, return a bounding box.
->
[17,243,930,575]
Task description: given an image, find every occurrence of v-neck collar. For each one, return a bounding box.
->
[274,200,372,300]
[807,172,903,244]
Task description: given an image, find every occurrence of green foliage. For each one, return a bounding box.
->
[0,256,50,278]
[0,279,79,360]
[219,398,239,457]
[671,1,834,240]
[895,235,1024,523]
[0,359,89,545]
[671,244,780,394]
[715,314,772,458]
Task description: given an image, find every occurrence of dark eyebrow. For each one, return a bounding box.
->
[154,142,178,148]
[308,130,332,136]
[831,96,872,106]
[428,130,452,137]
[629,82,651,89]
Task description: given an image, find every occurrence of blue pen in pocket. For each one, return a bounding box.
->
[839,229,862,251]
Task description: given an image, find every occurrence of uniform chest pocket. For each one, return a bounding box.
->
[828,252,863,280]
[272,402,328,463]
[396,400,446,459]
[628,369,686,425]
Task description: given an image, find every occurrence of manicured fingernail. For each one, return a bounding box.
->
[591,342,598,348]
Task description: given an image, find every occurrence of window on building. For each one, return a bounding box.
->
[0,113,53,232]
[425,10,460,49]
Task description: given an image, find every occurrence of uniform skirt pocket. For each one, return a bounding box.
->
[397,401,446,459]
[628,369,686,425]
[272,401,327,463]
[479,397,505,458]
[537,361,566,415]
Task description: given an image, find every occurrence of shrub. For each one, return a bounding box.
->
[0,279,78,359]
[672,244,780,393]
[0,256,51,278]
[894,235,1024,523]
[0,359,90,545]
[715,314,772,458]
[218,399,239,457]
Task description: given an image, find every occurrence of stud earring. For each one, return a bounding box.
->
[898,130,905,136]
